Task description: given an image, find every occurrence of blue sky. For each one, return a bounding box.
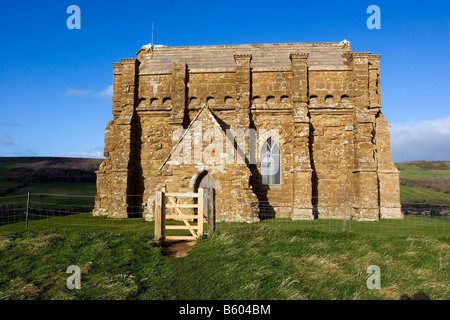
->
[0,0,449,162]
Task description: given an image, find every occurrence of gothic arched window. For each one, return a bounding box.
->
[261,138,281,185]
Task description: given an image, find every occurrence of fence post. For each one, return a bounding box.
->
[343,194,348,232]
[154,190,165,241]
[25,192,30,229]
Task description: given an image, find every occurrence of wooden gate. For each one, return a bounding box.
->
[154,188,212,241]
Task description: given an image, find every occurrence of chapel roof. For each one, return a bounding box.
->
[137,42,353,74]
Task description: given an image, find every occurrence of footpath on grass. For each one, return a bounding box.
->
[161,239,197,258]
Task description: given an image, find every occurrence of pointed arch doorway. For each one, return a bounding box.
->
[194,171,215,191]
[194,171,215,234]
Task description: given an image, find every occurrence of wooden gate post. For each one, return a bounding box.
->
[154,190,165,241]
[206,188,215,235]
[197,188,205,236]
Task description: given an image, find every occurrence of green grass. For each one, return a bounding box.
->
[9,182,96,196]
[396,161,450,179]
[0,219,448,300]
[259,216,450,237]
[400,185,450,204]
[1,211,448,237]
[0,213,151,232]
[0,183,96,208]
[1,182,96,199]
[0,162,24,178]
[0,212,211,237]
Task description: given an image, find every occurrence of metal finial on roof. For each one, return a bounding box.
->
[151,22,154,50]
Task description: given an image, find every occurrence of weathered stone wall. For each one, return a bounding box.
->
[93,59,140,218]
[160,106,259,222]
[94,42,403,222]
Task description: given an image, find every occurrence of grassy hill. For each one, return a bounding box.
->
[396,161,450,204]
[0,157,102,198]
[0,158,448,300]
[0,158,102,226]
[0,220,448,300]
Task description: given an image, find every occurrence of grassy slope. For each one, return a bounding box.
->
[396,161,450,204]
[0,223,448,300]
[0,158,449,300]
[396,162,450,179]
[400,185,450,204]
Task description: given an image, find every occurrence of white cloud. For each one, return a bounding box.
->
[13,148,37,156]
[0,121,21,127]
[0,134,14,146]
[64,85,113,99]
[96,85,113,98]
[65,88,91,97]
[55,148,104,159]
[390,116,450,162]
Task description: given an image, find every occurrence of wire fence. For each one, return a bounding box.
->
[0,193,449,237]
[0,193,152,233]
[221,198,450,237]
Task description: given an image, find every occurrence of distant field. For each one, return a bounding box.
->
[0,157,101,198]
[400,185,450,204]
[1,182,96,197]
[396,161,450,179]
[396,161,450,204]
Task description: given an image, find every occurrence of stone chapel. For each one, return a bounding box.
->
[93,41,403,222]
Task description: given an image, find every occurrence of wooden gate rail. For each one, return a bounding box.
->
[154,188,208,241]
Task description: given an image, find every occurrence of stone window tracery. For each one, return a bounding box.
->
[261,138,281,185]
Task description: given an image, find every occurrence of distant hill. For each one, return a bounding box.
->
[0,157,103,197]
